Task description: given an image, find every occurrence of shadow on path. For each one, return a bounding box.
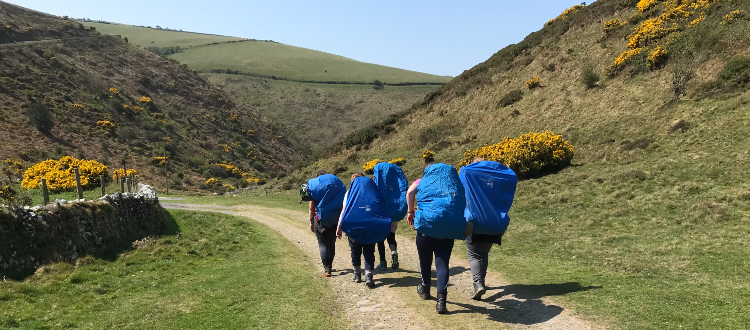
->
[451,282,602,325]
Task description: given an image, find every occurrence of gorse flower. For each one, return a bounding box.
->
[73,104,84,110]
[421,149,435,163]
[140,96,152,104]
[2,158,24,179]
[362,159,382,174]
[112,168,138,180]
[109,87,119,95]
[97,120,115,130]
[526,77,541,90]
[637,0,658,12]
[152,157,167,167]
[22,156,108,192]
[545,4,585,26]
[205,178,219,186]
[458,131,574,179]
[388,158,406,166]
[648,47,668,69]
[604,19,627,33]
[229,114,239,122]
[721,10,744,25]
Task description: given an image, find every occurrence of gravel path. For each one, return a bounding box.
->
[161,203,600,330]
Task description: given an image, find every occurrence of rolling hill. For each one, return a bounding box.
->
[84,22,451,152]
[0,3,301,191]
[283,0,750,328]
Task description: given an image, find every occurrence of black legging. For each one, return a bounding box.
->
[415,233,454,293]
[314,225,337,268]
[377,232,397,261]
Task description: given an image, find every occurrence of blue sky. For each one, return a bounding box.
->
[8,0,590,77]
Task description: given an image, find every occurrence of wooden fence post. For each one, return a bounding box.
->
[73,167,83,200]
[100,175,106,197]
[41,178,49,204]
[125,178,131,193]
[120,175,125,193]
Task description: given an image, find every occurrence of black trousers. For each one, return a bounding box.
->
[377,232,397,261]
[314,224,336,268]
[415,233,454,293]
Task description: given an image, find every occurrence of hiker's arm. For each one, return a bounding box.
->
[336,200,346,239]
[309,201,315,233]
[406,181,419,227]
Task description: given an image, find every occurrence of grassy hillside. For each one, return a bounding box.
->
[0,3,301,192]
[82,22,244,48]
[284,0,750,328]
[86,22,450,151]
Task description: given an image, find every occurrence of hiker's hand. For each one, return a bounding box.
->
[407,212,415,228]
[336,226,343,239]
[310,222,314,233]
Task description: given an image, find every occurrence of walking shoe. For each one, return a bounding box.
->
[365,273,375,287]
[376,260,387,271]
[391,252,399,270]
[470,283,487,300]
[323,265,332,277]
[417,283,431,300]
[436,292,448,314]
[352,271,362,283]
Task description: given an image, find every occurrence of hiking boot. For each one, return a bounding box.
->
[365,273,375,287]
[376,260,387,271]
[352,271,362,283]
[391,252,399,270]
[436,292,448,314]
[470,283,487,300]
[323,265,332,277]
[417,283,431,300]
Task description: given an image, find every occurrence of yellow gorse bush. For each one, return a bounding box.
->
[603,19,627,33]
[637,0,658,12]
[389,158,406,166]
[73,103,84,110]
[421,149,435,162]
[545,4,585,26]
[109,87,119,95]
[97,120,115,130]
[229,114,239,122]
[223,184,236,190]
[0,185,17,203]
[22,156,108,192]
[721,10,744,25]
[112,169,138,180]
[205,178,219,186]
[212,163,244,176]
[526,76,540,90]
[458,131,574,179]
[648,47,668,69]
[218,144,233,153]
[140,96,152,104]
[152,157,167,166]
[3,158,24,179]
[363,159,382,174]
[608,48,643,74]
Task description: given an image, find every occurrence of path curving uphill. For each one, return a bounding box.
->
[161,202,599,330]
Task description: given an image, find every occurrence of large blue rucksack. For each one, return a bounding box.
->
[308,174,346,227]
[460,161,518,235]
[340,177,392,244]
[373,163,409,222]
[415,163,467,240]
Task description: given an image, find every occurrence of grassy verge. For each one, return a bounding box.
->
[0,210,342,329]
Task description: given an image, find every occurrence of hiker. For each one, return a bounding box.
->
[460,158,518,300]
[304,170,346,277]
[407,163,470,314]
[373,162,409,270]
[336,172,392,287]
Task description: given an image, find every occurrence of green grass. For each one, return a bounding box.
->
[170,41,451,83]
[0,210,341,329]
[82,22,243,48]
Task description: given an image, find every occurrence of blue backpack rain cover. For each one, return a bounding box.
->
[308,174,346,227]
[340,177,392,244]
[415,163,467,240]
[460,161,518,235]
[373,163,409,222]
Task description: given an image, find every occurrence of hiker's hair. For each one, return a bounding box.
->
[317,170,328,177]
[351,172,366,181]
[472,157,485,163]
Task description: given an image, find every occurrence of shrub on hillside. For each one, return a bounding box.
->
[647,47,668,69]
[26,103,54,132]
[604,19,627,33]
[458,131,574,179]
[721,10,744,26]
[498,90,523,107]
[526,77,540,90]
[581,65,600,89]
[388,158,406,166]
[22,156,108,192]
[362,159,382,174]
[421,149,435,163]
[2,158,24,181]
[719,56,750,82]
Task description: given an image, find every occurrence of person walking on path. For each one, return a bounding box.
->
[373,162,409,271]
[306,170,346,277]
[459,158,518,300]
[336,172,392,287]
[407,163,471,314]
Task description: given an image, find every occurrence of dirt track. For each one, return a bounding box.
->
[162,202,600,330]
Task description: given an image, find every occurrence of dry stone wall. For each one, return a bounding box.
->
[0,185,166,275]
